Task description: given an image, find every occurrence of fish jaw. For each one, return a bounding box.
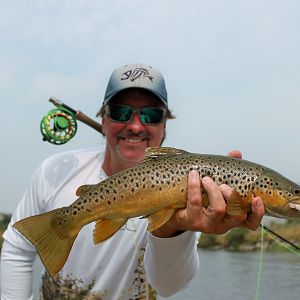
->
[252,188,300,219]
[288,203,300,211]
[286,199,300,218]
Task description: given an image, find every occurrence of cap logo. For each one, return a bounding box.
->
[121,68,154,82]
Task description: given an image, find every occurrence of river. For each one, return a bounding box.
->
[159,249,300,300]
[31,249,300,300]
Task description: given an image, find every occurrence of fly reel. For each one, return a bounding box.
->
[40,107,77,145]
[40,97,103,145]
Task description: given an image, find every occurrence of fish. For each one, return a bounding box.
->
[13,147,300,275]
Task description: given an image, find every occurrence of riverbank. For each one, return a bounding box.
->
[1,213,300,252]
[0,213,12,249]
[198,220,300,252]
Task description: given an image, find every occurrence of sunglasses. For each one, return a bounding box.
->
[106,105,166,125]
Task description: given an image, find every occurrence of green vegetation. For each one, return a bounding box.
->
[198,220,300,252]
[0,213,12,249]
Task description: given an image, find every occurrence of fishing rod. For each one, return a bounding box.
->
[260,224,300,253]
[40,97,103,145]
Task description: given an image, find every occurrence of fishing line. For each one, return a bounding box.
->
[254,224,264,300]
[263,230,300,257]
[254,223,300,300]
[260,224,300,254]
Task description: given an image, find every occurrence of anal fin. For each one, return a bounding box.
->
[94,218,127,244]
[147,208,176,231]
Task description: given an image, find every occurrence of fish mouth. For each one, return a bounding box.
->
[288,203,300,212]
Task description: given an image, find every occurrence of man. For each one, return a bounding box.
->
[1,63,264,299]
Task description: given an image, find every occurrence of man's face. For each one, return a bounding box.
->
[102,89,166,168]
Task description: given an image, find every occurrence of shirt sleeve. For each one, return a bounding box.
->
[0,241,36,300]
[144,230,200,297]
[1,164,46,300]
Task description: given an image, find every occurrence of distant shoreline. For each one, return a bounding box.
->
[198,221,300,252]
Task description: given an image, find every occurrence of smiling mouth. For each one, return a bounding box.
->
[123,137,147,143]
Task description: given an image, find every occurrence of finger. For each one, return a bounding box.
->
[242,197,264,230]
[219,184,234,202]
[227,150,242,159]
[187,170,203,210]
[173,170,203,229]
[201,177,226,214]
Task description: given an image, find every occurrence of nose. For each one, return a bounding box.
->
[126,113,144,133]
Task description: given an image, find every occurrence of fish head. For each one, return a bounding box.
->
[256,171,300,219]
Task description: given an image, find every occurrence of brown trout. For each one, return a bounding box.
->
[13,147,300,275]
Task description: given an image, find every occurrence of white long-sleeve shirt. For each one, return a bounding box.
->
[1,148,199,300]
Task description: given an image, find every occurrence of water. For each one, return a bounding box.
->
[32,250,300,300]
[159,250,300,300]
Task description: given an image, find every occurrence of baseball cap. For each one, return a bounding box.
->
[103,63,168,107]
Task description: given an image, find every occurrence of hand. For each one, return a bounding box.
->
[152,150,265,237]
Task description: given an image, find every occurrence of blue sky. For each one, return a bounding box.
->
[1,0,299,213]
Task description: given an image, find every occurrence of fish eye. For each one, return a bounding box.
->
[294,189,300,195]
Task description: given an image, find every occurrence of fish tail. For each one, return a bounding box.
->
[13,209,80,276]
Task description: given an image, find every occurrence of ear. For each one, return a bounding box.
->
[101,117,106,137]
[160,128,166,146]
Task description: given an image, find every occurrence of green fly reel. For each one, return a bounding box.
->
[41,97,103,145]
[40,107,77,145]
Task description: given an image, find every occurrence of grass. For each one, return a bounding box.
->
[198,220,300,252]
[0,213,12,249]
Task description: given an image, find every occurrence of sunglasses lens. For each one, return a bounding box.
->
[108,105,165,124]
[109,106,133,122]
[139,108,164,124]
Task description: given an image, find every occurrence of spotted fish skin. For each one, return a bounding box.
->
[13,147,300,275]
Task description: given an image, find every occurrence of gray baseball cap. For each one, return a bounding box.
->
[103,63,168,107]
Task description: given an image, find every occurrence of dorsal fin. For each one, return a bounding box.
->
[143,147,188,163]
[76,184,94,196]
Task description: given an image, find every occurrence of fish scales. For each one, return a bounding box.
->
[13,147,300,275]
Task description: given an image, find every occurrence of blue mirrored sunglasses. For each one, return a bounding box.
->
[106,105,166,125]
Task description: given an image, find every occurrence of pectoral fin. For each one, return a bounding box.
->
[226,190,251,215]
[147,208,176,231]
[94,218,127,244]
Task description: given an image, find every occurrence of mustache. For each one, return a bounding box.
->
[116,131,151,140]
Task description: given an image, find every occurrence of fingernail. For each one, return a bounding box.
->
[253,197,263,209]
[202,176,212,184]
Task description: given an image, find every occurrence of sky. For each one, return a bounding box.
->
[0,0,299,214]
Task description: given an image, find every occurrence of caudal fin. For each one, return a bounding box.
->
[13,209,80,276]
